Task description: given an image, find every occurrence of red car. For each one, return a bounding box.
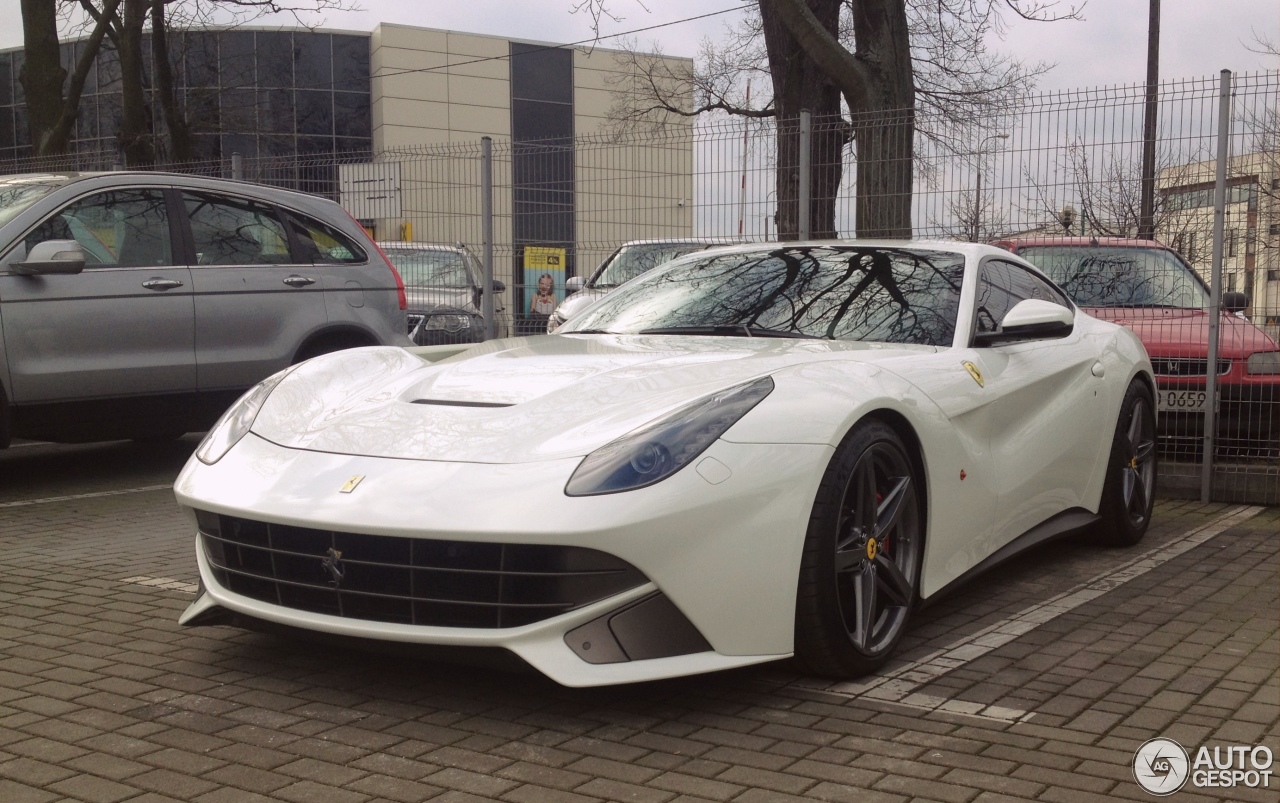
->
[993,237,1279,453]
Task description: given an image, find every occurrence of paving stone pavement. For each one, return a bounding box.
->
[0,440,1276,802]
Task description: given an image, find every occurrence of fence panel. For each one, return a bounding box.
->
[1,71,1275,502]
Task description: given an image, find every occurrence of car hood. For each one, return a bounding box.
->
[251,336,933,463]
[1085,306,1278,359]
[405,286,476,313]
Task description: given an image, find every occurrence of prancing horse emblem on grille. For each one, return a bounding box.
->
[321,547,345,586]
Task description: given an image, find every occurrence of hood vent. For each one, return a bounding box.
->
[411,398,515,408]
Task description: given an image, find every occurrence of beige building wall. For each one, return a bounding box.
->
[1159,151,1280,333]
[572,48,695,274]
[366,23,696,294]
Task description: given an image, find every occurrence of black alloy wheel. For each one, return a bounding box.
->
[796,420,923,677]
[1097,380,1157,546]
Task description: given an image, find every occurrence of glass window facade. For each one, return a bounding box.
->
[0,30,372,167]
[509,42,574,330]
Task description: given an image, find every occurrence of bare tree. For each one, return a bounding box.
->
[578,0,1080,239]
[18,0,121,156]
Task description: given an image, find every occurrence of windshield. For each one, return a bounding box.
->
[385,249,475,288]
[0,177,64,228]
[1017,246,1210,309]
[563,245,965,345]
[591,242,712,289]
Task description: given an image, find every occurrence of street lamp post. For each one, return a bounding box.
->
[972,133,1010,242]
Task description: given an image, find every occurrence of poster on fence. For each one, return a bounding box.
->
[522,246,566,333]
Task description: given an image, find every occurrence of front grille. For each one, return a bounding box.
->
[197,511,647,629]
[1151,358,1231,377]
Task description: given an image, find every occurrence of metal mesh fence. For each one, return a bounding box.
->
[1,71,1276,502]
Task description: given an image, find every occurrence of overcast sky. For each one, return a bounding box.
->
[0,0,1275,92]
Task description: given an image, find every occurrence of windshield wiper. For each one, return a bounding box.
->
[566,328,615,334]
[637,325,825,339]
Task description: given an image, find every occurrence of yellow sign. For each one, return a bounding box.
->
[523,247,567,319]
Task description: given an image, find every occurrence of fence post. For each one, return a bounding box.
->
[231,152,243,181]
[799,110,811,240]
[481,136,496,341]
[1200,69,1232,503]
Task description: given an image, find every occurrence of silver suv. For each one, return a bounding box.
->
[0,172,411,447]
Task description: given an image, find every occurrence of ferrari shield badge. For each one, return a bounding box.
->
[962,361,984,388]
[340,475,365,494]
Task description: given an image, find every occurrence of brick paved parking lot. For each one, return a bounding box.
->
[1,438,1276,803]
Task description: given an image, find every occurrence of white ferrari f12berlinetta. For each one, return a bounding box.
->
[177,242,1157,687]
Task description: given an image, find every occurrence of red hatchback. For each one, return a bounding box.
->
[993,237,1279,453]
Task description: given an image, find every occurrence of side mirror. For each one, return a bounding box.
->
[565,276,585,294]
[974,299,1074,346]
[1222,291,1249,314]
[491,279,506,293]
[12,240,86,275]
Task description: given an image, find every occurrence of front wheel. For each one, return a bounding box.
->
[795,420,923,678]
[1096,380,1157,546]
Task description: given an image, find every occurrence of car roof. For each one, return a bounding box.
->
[616,238,740,247]
[377,242,467,253]
[996,236,1172,250]
[0,170,342,211]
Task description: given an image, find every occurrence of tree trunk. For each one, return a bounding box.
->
[117,0,155,166]
[765,0,915,239]
[848,0,914,238]
[759,0,845,240]
[150,0,193,162]
[19,0,68,155]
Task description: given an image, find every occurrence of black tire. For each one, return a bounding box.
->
[795,419,923,678]
[1095,380,1157,546]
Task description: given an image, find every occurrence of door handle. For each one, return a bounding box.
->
[141,278,183,291]
[283,275,316,288]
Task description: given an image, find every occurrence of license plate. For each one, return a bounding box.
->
[1157,389,1207,412]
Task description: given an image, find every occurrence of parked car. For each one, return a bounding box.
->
[379,242,507,345]
[993,237,1279,449]
[177,241,1156,687]
[545,239,729,333]
[0,172,411,448]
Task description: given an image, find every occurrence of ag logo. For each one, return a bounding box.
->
[1134,737,1189,795]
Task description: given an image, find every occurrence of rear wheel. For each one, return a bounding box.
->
[1096,380,1157,546]
[795,420,923,678]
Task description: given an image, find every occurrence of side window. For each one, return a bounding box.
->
[24,189,172,268]
[975,260,1069,335]
[184,192,291,265]
[1002,262,1071,308]
[974,261,1020,334]
[282,210,367,264]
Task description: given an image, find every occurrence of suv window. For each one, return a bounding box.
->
[283,210,367,264]
[184,192,291,265]
[976,260,1069,335]
[24,189,173,268]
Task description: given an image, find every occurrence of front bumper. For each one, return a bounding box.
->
[175,432,830,686]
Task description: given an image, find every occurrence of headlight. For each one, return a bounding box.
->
[1246,351,1280,375]
[195,368,294,465]
[565,376,774,496]
[425,313,473,333]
